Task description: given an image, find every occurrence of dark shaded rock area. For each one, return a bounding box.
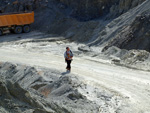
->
[57,0,146,20]
[0,0,48,13]
[0,0,145,21]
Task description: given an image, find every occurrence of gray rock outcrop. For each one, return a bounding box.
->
[0,62,102,113]
[104,12,150,52]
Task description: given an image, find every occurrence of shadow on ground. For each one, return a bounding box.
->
[61,71,70,75]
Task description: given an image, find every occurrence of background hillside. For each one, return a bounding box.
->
[1,0,150,69]
[1,0,149,51]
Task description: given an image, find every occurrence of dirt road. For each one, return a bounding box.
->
[0,45,150,113]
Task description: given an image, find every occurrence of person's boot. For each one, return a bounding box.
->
[66,67,69,72]
[68,68,71,72]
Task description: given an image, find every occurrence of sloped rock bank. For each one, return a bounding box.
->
[104,12,150,52]
[0,62,123,113]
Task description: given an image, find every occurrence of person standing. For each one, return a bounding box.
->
[64,47,73,71]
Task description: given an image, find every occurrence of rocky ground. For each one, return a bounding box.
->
[0,62,123,113]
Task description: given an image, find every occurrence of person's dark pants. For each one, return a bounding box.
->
[66,60,72,70]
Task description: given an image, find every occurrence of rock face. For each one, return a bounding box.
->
[0,62,122,113]
[104,12,150,52]
[57,0,119,20]
[110,0,146,17]
[56,0,146,20]
[0,0,145,20]
[87,0,150,51]
[0,0,47,13]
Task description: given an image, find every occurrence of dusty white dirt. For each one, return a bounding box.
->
[0,32,150,113]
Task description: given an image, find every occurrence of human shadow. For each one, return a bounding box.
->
[61,71,70,75]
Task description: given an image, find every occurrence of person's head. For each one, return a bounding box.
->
[66,47,70,51]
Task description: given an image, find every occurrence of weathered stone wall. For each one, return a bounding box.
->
[105,12,150,52]
[0,0,146,20]
[57,0,146,20]
[0,0,48,13]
